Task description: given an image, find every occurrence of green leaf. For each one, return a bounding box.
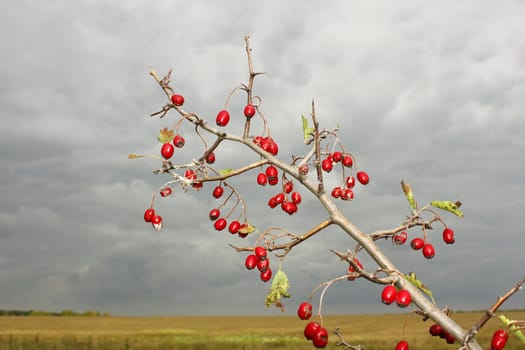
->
[498,314,525,344]
[430,201,464,218]
[301,114,314,143]
[238,223,256,235]
[219,168,234,176]
[400,180,417,210]
[157,127,174,144]
[265,266,291,312]
[405,272,436,304]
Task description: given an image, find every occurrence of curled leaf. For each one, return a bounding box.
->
[401,180,417,210]
[430,200,464,218]
[157,127,175,143]
[265,266,291,312]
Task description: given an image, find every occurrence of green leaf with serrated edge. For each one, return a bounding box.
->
[265,266,291,311]
[219,168,234,176]
[405,272,436,304]
[157,127,174,144]
[401,180,417,210]
[430,201,464,218]
[301,114,314,143]
[498,315,525,344]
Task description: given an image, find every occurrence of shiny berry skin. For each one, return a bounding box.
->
[340,188,354,201]
[332,151,342,162]
[396,289,412,308]
[442,228,455,244]
[291,191,302,204]
[256,257,270,272]
[491,329,509,350]
[312,327,329,348]
[173,135,185,148]
[281,201,298,215]
[254,246,267,260]
[244,104,256,118]
[216,109,230,127]
[265,165,278,179]
[283,181,293,193]
[445,332,456,344]
[257,173,268,186]
[342,155,353,167]
[160,187,173,197]
[268,177,279,186]
[170,94,184,106]
[395,340,409,350]
[304,322,321,340]
[161,143,175,159]
[213,218,227,231]
[143,208,155,222]
[205,152,216,164]
[209,209,220,221]
[274,193,285,205]
[297,302,313,320]
[212,185,224,198]
[228,220,241,234]
[410,237,424,250]
[429,323,442,336]
[260,268,272,282]
[151,215,163,230]
[345,176,356,188]
[321,158,333,172]
[268,196,278,208]
[422,243,435,259]
[244,254,257,270]
[185,169,196,180]
[381,285,397,305]
[356,171,370,185]
[393,231,408,245]
[331,186,342,198]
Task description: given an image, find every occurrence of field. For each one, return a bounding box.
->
[0,311,524,349]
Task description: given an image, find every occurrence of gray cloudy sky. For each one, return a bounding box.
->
[1,1,524,317]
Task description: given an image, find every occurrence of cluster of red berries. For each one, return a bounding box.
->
[428,323,456,345]
[381,285,412,308]
[268,181,302,215]
[491,329,509,350]
[320,151,370,201]
[253,135,279,155]
[143,208,162,231]
[393,227,455,260]
[244,246,272,282]
[296,301,328,348]
[257,165,279,186]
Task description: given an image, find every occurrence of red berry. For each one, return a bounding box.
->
[429,323,442,336]
[493,329,509,341]
[160,187,173,197]
[244,254,257,270]
[265,165,278,179]
[173,135,185,148]
[274,193,285,205]
[356,171,370,185]
[445,332,456,344]
[143,208,155,222]
[345,176,356,189]
[281,201,298,215]
[260,268,272,282]
[312,327,329,348]
[185,169,196,180]
[205,152,216,164]
[256,257,270,272]
[257,173,268,186]
[160,143,175,159]
[422,243,435,259]
[170,94,184,106]
[491,330,509,350]
[212,185,224,199]
[331,187,342,199]
[395,340,409,350]
[393,231,408,245]
[254,246,267,260]
[347,258,364,281]
[340,188,354,201]
[410,237,424,250]
[209,208,220,221]
[268,177,279,186]
[213,217,227,231]
[283,181,293,194]
[342,155,353,167]
[216,110,230,127]
[297,302,313,320]
[228,220,241,234]
[299,165,309,176]
[442,228,455,244]
[396,289,412,308]
[151,215,163,230]
[291,192,302,204]
[332,151,342,162]
[268,196,278,208]
[321,158,333,172]
[244,104,256,118]
[381,285,397,305]
[268,140,279,155]
[304,322,321,340]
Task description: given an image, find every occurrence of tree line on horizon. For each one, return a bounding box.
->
[0,309,111,317]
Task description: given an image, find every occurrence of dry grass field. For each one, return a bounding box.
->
[0,311,524,349]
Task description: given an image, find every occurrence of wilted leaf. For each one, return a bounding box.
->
[157,127,175,143]
[430,201,464,218]
[128,154,144,159]
[401,180,417,210]
[265,267,291,311]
